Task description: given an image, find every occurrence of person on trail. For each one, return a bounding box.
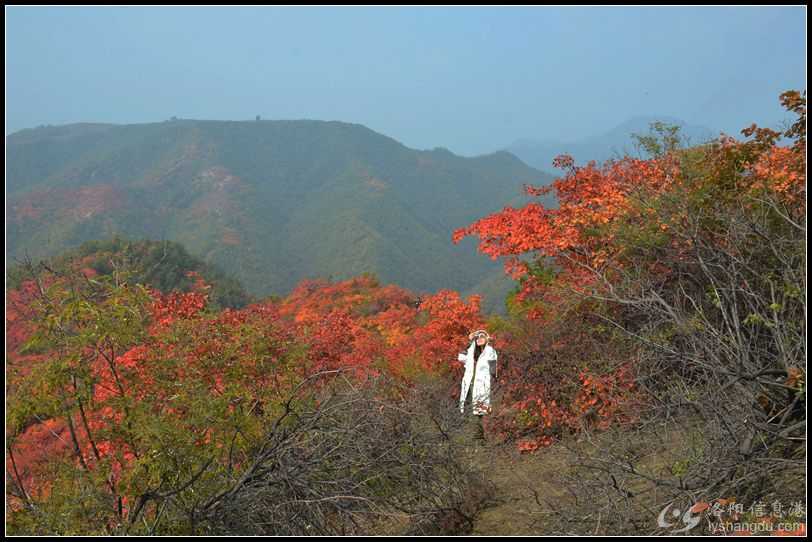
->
[457,329,498,421]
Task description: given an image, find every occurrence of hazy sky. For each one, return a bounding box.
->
[6,6,807,156]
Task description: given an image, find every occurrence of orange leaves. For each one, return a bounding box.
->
[504,364,638,450]
[454,97,806,339]
[266,276,485,381]
[8,418,72,497]
[572,365,637,430]
[785,367,804,390]
[452,202,554,260]
[408,290,485,376]
[748,145,806,208]
[148,286,208,331]
[517,439,543,453]
[690,501,710,513]
[7,250,498,524]
[6,278,51,354]
[304,307,362,372]
[453,151,682,322]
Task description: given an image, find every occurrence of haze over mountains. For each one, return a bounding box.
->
[7,119,556,315]
[506,116,717,172]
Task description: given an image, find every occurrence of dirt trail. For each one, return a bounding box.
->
[456,431,574,536]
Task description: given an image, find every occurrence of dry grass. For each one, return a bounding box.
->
[465,417,722,535]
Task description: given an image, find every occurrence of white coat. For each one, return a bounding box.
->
[457,342,498,415]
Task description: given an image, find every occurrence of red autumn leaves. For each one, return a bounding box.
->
[453,93,805,452]
[6,269,490,507]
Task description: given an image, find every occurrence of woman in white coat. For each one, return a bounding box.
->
[457,329,498,417]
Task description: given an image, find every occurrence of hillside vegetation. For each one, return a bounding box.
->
[6,92,806,535]
[7,119,554,315]
[7,238,252,310]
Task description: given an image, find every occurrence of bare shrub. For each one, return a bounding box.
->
[545,171,805,533]
[157,371,492,535]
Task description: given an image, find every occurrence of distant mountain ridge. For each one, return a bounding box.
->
[7,119,555,315]
[507,116,717,172]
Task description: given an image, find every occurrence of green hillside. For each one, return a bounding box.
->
[7,238,253,310]
[7,119,555,314]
